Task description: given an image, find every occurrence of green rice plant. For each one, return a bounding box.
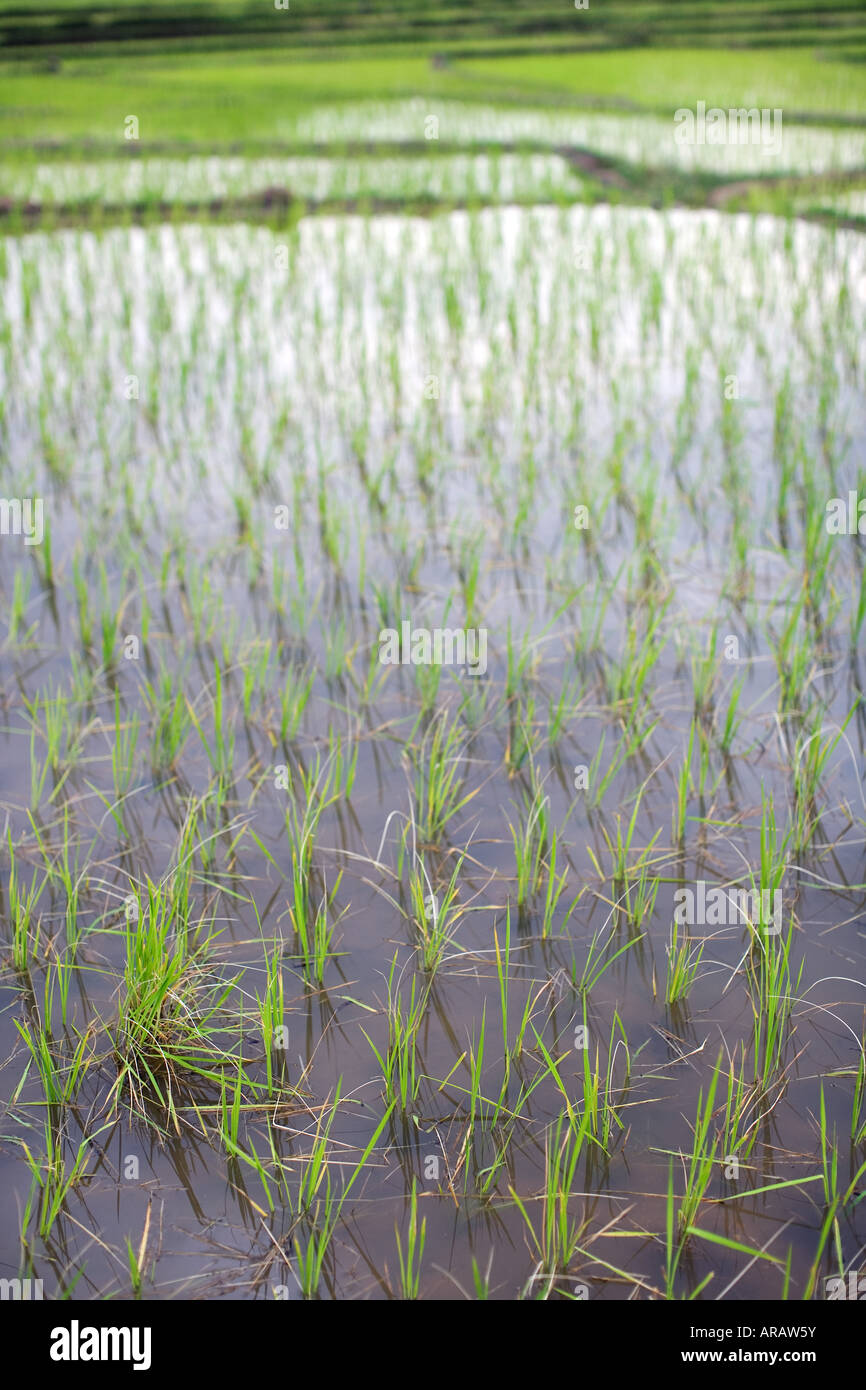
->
[50,896,79,1029]
[100,691,142,837]
[292,1172,338,1297]
[124,1202,153,1301]
[578,1006,629,1154]
[547,673,583,745]
[410,708,477,842]
[596,788,662,928]
[818,1083,838,1212]
[72,553,93,654]
[255,939,286,1097]
[690,625,718,722]
[573,923,643,997]
[279,662,315,742]
[126,1233,146,1299]
[27,724,52,812]
[13,1016,105,1243]
[772,589,814,715]
[747,919,803,1093]
[241,640,272,721]
[663,1160,681,1299]
[493,913,513,1082]
[218,1058,244,1156]
[664,1156,717,1295]
[296,1085,342,1215]
[23,686,81,808]
[188,661,235,782]
[735,797,801,1087]
[182,556,221,645]
[623,853,661,931]
[577,728,628,810]
[456,663,495,732]
[717,1045,760,1164]
[508,782,549,907]
[490,906,555,1074]
[143,667,191,772]
[294,1100,394,1299]
[803,1087,866,1297]
[801,499,836,618]
[476,1051,557,1197]
[471,1254,493,1300]
[217,1064,275,1209]
[506,693,537,776]
[413,655,442,717]
[539,830,580,939]
[504,620,535,701]
[394,1179,426,1299]
[620,695,663,758]
[605,600,668,715]
[441,977,548,1191]
[757,790,789,921]
[322,612,349,679]
[510,1107,591,1296]
[292,875,342,988]
[694,721,714,800]
[15,1014,91,1108]
[285,565,321,645]
[362,959,427,1116]
[168,790,216,880]
[372,577,405,635]
[36,511,53,589]
[67,649,99,709]
[279,745,353,928]
[99,582,120,673]
[26,804,78,904]
[790,700,858,853]
[7,842,47,972]
[717,670,745,756]
[126,1234,144,1300]
[457,1007,490,1182]
[852,1047,866,1145]
[111,691,140,797]
[7,566,35,647]
[677,1066,720,1235]
[112,878,236,1124]
[324,727,358,802]
[851,565,866,653]
[21,1124,109,1243]
[803,1156,866,1302]
[347,642,389,709]
[572,573,616,663]
[672,718,695,844]
[665,920,705,1005]
[511,978,549,1065]
[407,847,468,974]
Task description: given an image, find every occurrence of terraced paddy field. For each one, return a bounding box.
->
[1,22,865,1308]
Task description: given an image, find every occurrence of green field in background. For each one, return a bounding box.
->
[2,44,865,149]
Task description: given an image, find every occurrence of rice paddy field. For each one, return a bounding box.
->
[1,3,866,1320]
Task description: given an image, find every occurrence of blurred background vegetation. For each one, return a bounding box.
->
[1,2,865,147]
[3,0,866,57]
[0,2,863,229]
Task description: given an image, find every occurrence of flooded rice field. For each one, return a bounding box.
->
[0,151,582,210]
[286,99,866,176]
[1,199,865,1300]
